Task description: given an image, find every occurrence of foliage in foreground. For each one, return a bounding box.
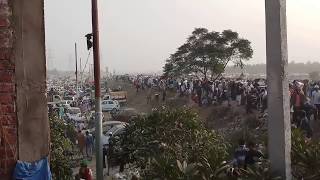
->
[292,129,320,180]
[111,108,320,179]
[50,116,74,180]
[117,107,230,179]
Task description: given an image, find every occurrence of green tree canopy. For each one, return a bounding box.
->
[163,28,253,79]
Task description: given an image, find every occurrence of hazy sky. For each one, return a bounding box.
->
[45,0,320,73]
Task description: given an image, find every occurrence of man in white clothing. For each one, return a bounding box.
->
[312,85,320,120]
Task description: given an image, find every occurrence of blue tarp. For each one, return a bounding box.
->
[13,157,52,180]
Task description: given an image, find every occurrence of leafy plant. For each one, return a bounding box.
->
[49,116,74,180]
[117,107,229,179]
[292,129,320,179]
[241,159,281,180]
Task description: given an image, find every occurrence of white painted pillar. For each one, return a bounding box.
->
[265,0,291,179]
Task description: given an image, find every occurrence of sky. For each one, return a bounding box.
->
[44,0,320,74]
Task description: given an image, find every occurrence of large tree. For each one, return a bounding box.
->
[164,28,253,79]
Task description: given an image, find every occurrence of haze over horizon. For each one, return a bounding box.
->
[45,0,320,73]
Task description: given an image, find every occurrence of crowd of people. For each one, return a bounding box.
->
[132,75,267,112]
[131,75,320,144]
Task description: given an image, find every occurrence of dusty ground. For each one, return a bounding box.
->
[107,79,252,133]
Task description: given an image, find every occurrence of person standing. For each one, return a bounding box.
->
[232,139,248,169]
[85,131,94,159]
[58,105,64,119]
[291,85,306,124]
[245,142,263,166]
[146,88,152,104]
[77,130,86,157]
[75,160,93,180]
[160,80,167,102]
[311,85,320,120]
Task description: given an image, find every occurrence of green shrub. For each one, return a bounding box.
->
[292,129,320,179]
[118,107,229,179]
[244,115,260,129]
[50,116,74,180]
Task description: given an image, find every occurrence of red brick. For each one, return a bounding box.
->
[0,4,10,19]
[0,115,16,125]
[0,29,12,48]
[0,112,15,123]
[0,94,13,104]
[0,60,13,70]
[0,83,13,93]
[5,159,15,169]
[4,134,16,147]
[5,147,16,158]
[0,104,14,113]
[0,17,9,28]
[0,159,5,170]
[0,147,5,156]
[6,116,16,125]
[0,71,13,82]
[0,174,11,180]
[6,127,16,135]
[0,0,9,6]
[0,48,12,60]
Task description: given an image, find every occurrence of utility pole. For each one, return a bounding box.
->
[265,0,291,179]
[91,0,103,179]
[80,57,82,88]
[75,43,78,98]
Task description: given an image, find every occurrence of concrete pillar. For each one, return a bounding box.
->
[13,0,49,162]
[265,0,291,179]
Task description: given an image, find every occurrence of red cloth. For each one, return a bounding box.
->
[80,168,93,180]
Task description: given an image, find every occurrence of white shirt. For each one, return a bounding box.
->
[312,90,320,105]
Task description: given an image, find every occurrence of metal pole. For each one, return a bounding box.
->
[80,57,82,88]
[75,43,78,98]
[265,0,291,179]
[91,0,103,179]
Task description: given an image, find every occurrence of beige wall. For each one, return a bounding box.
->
[13,0,49,162]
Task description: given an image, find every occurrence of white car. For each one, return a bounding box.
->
[59,100,72,109]
[66,107,84,122]
[101,100,120,112]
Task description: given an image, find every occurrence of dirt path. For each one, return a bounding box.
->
[108,80,176,113]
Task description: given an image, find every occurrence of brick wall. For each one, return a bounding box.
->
[0,0,17,179]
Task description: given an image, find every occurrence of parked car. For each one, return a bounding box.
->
[103,91,127,104]
[63,96,75,101]
[59,100,72,109]
[102,124,126,145]
[106,124,126,136]
[89,120,126,135]
[111,107,138,122]
[66,107,84,122]
[101,100,120,112]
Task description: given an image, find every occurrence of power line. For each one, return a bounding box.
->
[81,49,92,74]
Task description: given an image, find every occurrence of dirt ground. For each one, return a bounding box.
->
[107,79,250,132]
